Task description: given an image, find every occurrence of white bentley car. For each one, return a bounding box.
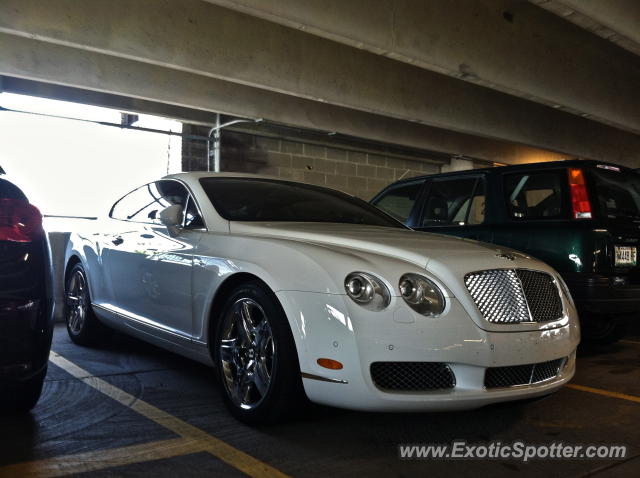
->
[64,173,580,423]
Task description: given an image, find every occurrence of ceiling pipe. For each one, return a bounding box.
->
[207,115,263,172]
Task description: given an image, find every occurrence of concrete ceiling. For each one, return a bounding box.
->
[532,0,640,57]
[0,0,639,166]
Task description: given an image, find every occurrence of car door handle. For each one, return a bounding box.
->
[140,234,154,239]
[112,236,124,246]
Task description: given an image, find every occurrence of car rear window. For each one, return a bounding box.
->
[0,178,27,199]
[504,171,568,219]
[200,177,406,228]
[589,167,640,220]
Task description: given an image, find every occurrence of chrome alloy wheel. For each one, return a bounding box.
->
[219,298,275,409]
[66,270,89,334]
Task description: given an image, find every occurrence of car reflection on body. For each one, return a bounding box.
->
[64,173,579,423]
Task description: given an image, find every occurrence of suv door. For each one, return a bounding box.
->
[492,168,574,269]
[412,175,491,242]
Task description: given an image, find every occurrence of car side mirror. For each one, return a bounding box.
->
[159,204,183,236]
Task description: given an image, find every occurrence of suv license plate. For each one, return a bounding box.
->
[615,246,637,266]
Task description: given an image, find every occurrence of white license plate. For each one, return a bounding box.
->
[615,246,637,266]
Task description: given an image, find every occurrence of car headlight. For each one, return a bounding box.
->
[344,272,391,311]
[399,273,446,316]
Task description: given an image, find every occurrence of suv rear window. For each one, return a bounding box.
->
[589,167,640,220]
[504,171,567,219]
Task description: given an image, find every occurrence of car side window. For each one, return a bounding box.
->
[110,180,189,224]
[184,195,205,229]
[419,177,484,226]
[110,186,154,222]
[467,179,486,225]
[504,171,566,219]
[372,180,423,223]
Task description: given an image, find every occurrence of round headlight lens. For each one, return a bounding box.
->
[344,272,390,311]
[398,273,446,316]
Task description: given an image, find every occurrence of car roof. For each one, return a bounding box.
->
[164,171,293,182]
[382,159,635,188]
[163,171,356,197]
[0,177,27,199]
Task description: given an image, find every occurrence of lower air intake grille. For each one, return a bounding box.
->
[370,362,455,391]
[464,269,563,324]
[484,358,565,389]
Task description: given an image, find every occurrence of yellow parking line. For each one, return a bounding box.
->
[567,383,640,404]
[620,339,640,345]
[43,351,290,478]
[0,437,201,478]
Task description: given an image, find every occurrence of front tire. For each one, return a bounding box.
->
[64,263,109,346]
[581,315,626,345]
[214,281,303,424]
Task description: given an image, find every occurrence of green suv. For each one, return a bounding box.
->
[371,160,639,343]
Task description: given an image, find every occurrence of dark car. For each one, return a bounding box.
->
[0,175,53,412]
[371,160,640,343]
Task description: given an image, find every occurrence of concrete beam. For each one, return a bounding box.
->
[1,76,219,126]
[0,35,574,166]
[533,0,640,57]
[204,0,640,135]
[0,0,638,165]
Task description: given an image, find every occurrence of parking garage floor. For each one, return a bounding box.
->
[1,324,639,478]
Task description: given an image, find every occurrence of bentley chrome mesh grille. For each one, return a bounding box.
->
[484,358,566,388]
[370,362,455,391]
[464,270,530,324]
[515,270,564,323]
[464,269,563,324]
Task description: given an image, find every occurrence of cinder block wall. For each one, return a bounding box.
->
[182,125,444,200]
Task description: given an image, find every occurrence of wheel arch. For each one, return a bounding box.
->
[206,272,299,363]
[64,254,82,284]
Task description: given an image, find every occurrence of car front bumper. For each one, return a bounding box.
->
[277,291,580,412]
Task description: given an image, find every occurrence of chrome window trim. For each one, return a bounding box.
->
[109,178,209,232]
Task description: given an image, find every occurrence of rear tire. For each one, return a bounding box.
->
[64,263,110,346]
[213,281,304,424]
[0,367,47,414]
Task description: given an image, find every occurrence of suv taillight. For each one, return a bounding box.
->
[568,168,592,219]
[0,198,43,242]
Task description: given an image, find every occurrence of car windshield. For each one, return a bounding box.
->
[589,167,640,220]
[200,177,406,228]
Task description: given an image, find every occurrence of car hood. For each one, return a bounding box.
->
[229,222,550,276]
[227,222,567,334]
